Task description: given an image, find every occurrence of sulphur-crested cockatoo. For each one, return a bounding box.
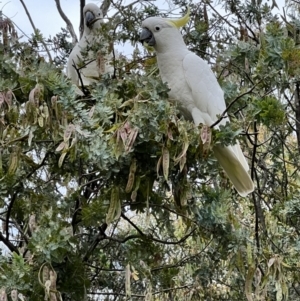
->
[67,3,114,87]
[140,9,254,197]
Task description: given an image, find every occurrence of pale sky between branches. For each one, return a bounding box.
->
[3,0,287,44]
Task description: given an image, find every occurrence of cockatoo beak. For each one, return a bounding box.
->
[85,11,102,28]
[139,28,156,46]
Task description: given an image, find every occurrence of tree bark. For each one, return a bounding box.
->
[294,82,300,153]
[79,0,85,39]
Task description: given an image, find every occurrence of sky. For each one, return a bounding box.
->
[3,0,288,41]
[2,0,82,39]
[0,0,290,63]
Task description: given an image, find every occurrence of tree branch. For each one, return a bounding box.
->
[88,284,193,298]
[100,0,112,18]
[0,231,19,254]
[5,191,19,239]
[210,83,258,129]
[19,0,53,63]
[79,0,85,39]
[121,212,145,236]
[54,0,78,44]
[294,82,300,154]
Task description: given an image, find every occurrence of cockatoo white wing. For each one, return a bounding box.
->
[182,52,227,127]
[67,43,82,86]
[67,37,101,86]
[182,52,253,195]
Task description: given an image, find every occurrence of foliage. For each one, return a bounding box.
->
[1,0,300,300]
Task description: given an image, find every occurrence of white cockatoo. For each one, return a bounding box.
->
[140,9,254,197]
[67,3,114,87]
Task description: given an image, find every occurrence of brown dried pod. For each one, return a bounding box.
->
[29,214,37,233]
[10,290,18,301]
[162,147,170,181]
[42,265,50,284]
[0,287,7,301]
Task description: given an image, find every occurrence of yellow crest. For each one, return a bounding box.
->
[167,7,190,28]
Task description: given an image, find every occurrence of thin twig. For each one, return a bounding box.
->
[54,0,78,44]
[210,83,258,129]
[206,1,239,33]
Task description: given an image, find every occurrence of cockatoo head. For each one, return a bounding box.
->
[83,3,103,32]
[140,8,190,52]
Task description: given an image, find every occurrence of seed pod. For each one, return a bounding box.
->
[129,158,137,173]
[0,288,7,301]
[42,265,49,284]
[115,196,121,221]
[64,124,75,142]
[18,294,26,301]
[131,190,137,202]
[50,292,57,301]
[125,173,135,193]
[200,125,211,156]
[145,292,152,301]
[7,105,19,124]
[5,90,13,107]
[69,137,77,148]
[8,148,19,175]
[29,214,37,233]
[28,87,37,106]
[36,83,44,102]
[11,290,18,301]
[38,116,44,128]
[25,101,36,124]
[156,155,162,178]
[0,151,3,176]
[174,128,189,166]
[28,129,34,147]
[51,96,58,107]
[179,154,186,173]
[106,186,120,225]
[50,270,57,290]
[162,147,169,181]
[43,103,49,120]
[125,159,137,193]
[33,108,39,124]
[55,141,66,152]
[106,198,116,225]
[125,264,131,298]
[2,127,8,141]
[58,152,67,168]
[200,125,210,144]
[44,280,51,297]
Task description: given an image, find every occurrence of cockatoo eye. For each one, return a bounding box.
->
[154,25,161,32]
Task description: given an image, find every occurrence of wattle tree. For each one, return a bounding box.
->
[0,0,299,300]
